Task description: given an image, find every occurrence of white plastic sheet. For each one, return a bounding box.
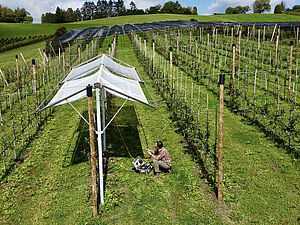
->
[63,54,141,82]
[46,65,148,108]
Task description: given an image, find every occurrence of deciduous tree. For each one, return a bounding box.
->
[252,0,271,13]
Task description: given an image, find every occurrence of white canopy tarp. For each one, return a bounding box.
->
[46,65,148,108]
[63,54,141,82]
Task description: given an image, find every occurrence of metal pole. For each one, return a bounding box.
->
[95,83,104,205]
[102,88,106,151]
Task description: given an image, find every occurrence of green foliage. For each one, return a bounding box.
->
[225,6,250,14]
[0,4,31,23]
[253,0,271,13]
[274,2,285,14]
[192,7,198,15]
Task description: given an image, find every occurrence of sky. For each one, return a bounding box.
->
[0,0,299,23]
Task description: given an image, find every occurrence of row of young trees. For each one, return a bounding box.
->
[41,0,198,24]
[0,4,33,23]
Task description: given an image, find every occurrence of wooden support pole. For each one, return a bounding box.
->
[275,35,279,73]
[0,68,8,87]
[86,43,89,59]
[288,41,294,100]
[20,52,29,69]
[231,44,236,107]
[258,29,261,53]
[271,24,277,42]
[177,31,179,55]
[152,39,155,71]
[195,37,198,72]
[144,39,146,57]
[170,46,173,90]
[92,40,94,57]
[189,29,192,52]
[58,48,61,65]
[63,48,66,75]
[50,43,57,57]
[78,45,81,63]
[87,84,98,217]
[297,27,299,59]
[231,27,233,45]
[263,26,266,43]
[207,33,210,64]
[218,73,225,201]
[15,55,20,88]
[32,59,38,126]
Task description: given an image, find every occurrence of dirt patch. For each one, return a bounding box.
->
[216,204,235,225]
[169,210,177,222]
[194,166,201,176]
[120,185,130,197]
[269,157,280,172]
[109,213,119,219]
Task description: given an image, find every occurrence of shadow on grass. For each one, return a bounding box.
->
[65,102,144,204]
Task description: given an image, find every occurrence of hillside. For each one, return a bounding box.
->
[0,13,299,39]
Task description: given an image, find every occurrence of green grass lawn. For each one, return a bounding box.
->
[0,13,299,39]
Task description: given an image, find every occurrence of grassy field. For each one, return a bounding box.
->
[0,13,299,39]
[0,32,298,224]
[0,13,299,224]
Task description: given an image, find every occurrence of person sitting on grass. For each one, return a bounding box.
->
[147,141,173,178]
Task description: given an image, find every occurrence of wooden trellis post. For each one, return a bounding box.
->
[231,44,236,108]
[15,54,20,88]
[275,35,279,73]
[87,84,98,217]
[86,43,89,59]
[144,39,146,57]
[152,39,155,71]
[63,48,66,75]
[58,47,61,65]
[32,59,38,126]
[288,41,294,100]
[258,29,261,53]
[195,37,198,72]
[207,33,210,64]
[78,44,81,63]
[218,73,225,201]
[170,46,173,90]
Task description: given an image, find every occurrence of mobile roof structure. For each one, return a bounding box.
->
[37,53,157,204]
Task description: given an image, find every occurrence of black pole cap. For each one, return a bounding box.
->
[196,37,198,41]
[32,58,35,65]
[62,47,65,52]
[15,55,18,59]
[109,44,111,48]
[152,39,155,43]
[290,40,294,46]
[219,73,225,85]
[232,43,236,47]
[235,33,239,38]
[78,44,80,48]
[170,46,173,52]
[43,49,45,52]
[87,84,93,97]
